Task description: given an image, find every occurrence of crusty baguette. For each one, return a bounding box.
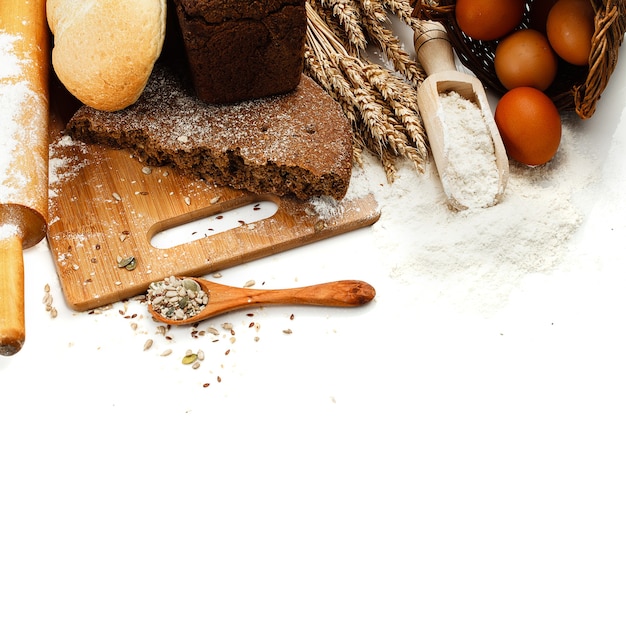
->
[47,0,166,111]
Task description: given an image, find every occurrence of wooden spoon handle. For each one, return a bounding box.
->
[414,21,456,77]
[243,280,376,308]
[0,235,25,356]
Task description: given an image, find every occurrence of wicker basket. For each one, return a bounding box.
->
[412,0,626,118]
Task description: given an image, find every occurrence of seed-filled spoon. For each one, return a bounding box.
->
[146,276,376,325]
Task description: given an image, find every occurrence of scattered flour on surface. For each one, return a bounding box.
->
[308,195,343,221]
[356,115,598,315]
[48,134,89,200]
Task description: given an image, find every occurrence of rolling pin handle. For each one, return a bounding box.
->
[0,234,26,356]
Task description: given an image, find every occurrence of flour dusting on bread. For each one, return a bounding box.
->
[66,66,353,200]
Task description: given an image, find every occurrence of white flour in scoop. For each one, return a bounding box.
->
[438,90,500,210]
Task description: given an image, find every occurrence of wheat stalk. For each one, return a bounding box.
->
[305,0,428,181]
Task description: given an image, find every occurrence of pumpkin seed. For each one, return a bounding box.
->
[182,279,201,292]
[117,255,136,270]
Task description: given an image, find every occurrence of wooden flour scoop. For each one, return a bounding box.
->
[0,0,49,356]
[414,21,509,210]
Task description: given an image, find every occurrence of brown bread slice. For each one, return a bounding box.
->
[66,65,353,200]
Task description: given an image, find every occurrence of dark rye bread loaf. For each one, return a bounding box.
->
[66,65,353,200]
[172,0,307,104]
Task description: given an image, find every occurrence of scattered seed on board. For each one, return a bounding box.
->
[117,255,137,271]
[146,276,209,321]
[160,349,172,357]
[143,339,153,351]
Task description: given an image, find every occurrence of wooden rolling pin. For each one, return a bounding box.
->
[0,0,49,356]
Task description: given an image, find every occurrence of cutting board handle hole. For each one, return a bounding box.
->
[149,199,278,249]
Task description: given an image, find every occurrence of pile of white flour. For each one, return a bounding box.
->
[345,115,599,315]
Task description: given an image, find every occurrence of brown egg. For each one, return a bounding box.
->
[546,0,595,66]
[494,29,558,91]
[455,0,525,40]
[494,86,562,166]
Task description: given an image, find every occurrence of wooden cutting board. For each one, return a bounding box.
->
[47,110,379,312]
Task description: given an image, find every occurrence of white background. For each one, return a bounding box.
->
[2,18,625,626]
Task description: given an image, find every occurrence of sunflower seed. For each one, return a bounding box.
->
[146,276,209,321]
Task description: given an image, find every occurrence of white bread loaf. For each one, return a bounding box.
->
[47,0,166,111]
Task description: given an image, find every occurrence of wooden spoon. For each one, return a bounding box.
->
[414,21,509,210]
[147,277,376,325]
